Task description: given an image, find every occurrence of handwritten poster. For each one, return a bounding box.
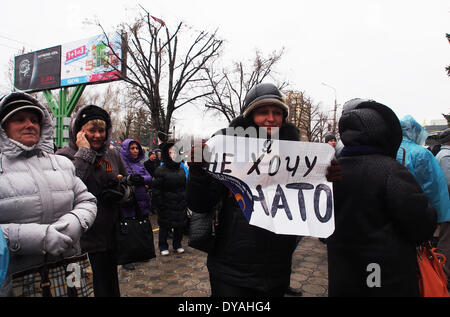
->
[205,135,336,238]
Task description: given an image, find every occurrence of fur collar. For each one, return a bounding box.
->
[213,115,300,141]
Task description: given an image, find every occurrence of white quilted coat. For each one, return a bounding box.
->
[0,93,97,274]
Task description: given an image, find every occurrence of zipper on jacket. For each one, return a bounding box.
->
[45,152,58,171]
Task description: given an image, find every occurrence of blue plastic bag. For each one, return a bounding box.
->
[0,229,9,287]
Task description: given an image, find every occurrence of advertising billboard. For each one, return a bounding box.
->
[13,33,124,92]
[14,46,61,92]
[61,33,123,87]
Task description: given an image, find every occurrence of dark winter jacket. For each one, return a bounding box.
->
[327,98,437,297]
[119,139,152,218]
[186,115,300,293]
[152,142,187,228]
[56,105,129,253]
[144,158,161,177]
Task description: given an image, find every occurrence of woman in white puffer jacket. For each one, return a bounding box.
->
[0,92,97,296]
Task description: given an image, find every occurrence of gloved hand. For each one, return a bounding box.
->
[127,174,145,186]
[326,159,342,183]
[54,213,83,243]
[100,178,125,203]
[100,188,124,203]
[43,223,73,256]
[187,141,210,175]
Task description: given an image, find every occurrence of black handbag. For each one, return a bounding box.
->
[188,199,222,253]
[115,198,156,265]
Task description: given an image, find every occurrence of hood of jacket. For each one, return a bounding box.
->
[120,138,145,163]
[399,115,429,146]
[0,92,54,158]
[160,141,184,170]
[338,98,402,158]
[68,105,112,155]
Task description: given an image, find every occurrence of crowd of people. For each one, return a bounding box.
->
[0,84,449,297]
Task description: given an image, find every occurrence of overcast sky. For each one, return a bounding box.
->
[1,0,449,138]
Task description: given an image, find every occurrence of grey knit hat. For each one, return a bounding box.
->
[325,134,336,143]
[242,83,289,118]
[0,92,44,126]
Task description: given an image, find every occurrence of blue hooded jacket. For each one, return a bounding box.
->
[0,229,8,288]
[396,115,450,223]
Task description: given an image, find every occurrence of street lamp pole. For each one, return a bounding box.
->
[321,82,338,135]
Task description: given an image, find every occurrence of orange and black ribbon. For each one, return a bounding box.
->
[95,159,113,173]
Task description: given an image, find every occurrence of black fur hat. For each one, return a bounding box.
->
[75,105,111,134]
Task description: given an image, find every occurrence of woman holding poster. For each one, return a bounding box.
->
[187,83,302,296]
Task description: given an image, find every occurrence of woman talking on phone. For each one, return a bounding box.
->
[57,105,136,297]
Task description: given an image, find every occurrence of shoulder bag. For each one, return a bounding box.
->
[115,197,156,265]
[417,242,449,297]
[401,148,449,297]
[188,199,222,253]
[11,253,94,297]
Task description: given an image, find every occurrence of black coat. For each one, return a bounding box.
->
[327,99,437,297]
[152,144,187,229]
[186,115,300,292]
[144,158,160,177]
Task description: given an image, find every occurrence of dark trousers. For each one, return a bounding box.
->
[88,251,120,297]
[209,273,287,297]
[158,226,183,251]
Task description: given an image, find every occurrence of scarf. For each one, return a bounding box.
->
[341,145,384,157]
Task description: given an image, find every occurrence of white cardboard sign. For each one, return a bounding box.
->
[205,135,336,238]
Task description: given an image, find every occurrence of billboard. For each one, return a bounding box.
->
[14,46,61,92]
[61,33,123,87]
[14,33,124,92]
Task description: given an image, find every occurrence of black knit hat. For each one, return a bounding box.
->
[242,83,289,118]
[325,134,336,143]
[75,105,111,133]
[440,128,450,144]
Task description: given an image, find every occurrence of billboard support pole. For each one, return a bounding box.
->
[43,84,86,148]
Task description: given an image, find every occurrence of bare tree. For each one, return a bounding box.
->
[63,84,128,141]
[203,49,287,122]
[119,99,137,141]
[310,109,332,142]
[285,90,331,142]
[131,105,152,146]
[446,33,450,76]
[95,6,223,137]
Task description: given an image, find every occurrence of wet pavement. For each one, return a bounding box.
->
[118,214,328,297]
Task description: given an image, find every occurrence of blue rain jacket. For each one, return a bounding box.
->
[396,115,450,223]
[0,229,9,287]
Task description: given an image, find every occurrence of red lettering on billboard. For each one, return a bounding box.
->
[66,46,87,61]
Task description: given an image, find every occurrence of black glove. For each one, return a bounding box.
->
[100,179,124,203]
[187,141,210,175]
[127,174,145,185]
[326,159,342,183]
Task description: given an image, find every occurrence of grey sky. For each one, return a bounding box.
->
[1,0,449,137]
